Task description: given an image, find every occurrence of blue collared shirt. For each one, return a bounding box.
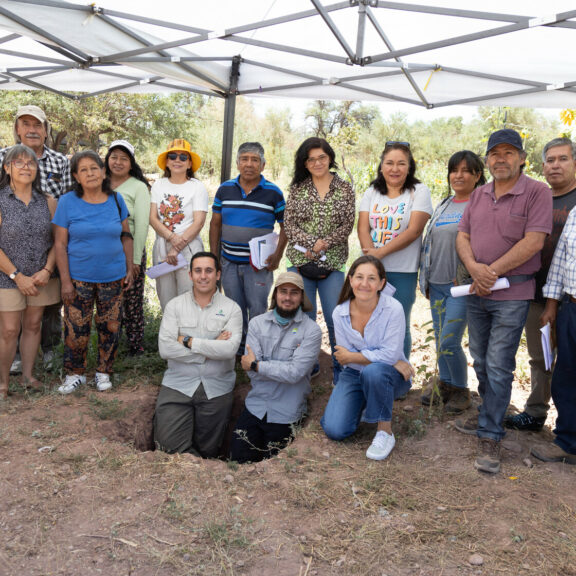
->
[333,293,407,372]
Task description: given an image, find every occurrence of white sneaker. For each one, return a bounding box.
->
[10,359,22,375]
[93,372,112,392]
[366,431,396,461]
[58,374,86,395]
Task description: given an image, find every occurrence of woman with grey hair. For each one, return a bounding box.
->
[0,145,58,397]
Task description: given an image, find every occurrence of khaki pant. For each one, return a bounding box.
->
[523,301,552,419]
[154,383,233,458]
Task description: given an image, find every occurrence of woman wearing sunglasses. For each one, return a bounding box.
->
[150,139,208,309]
[357,141,433,359]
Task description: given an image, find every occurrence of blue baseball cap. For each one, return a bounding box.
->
[486,129,523,154]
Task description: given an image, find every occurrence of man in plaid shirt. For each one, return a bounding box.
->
[531,207,576,465]
[0,105,71,372]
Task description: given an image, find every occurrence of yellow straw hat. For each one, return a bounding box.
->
[157,138,201,172]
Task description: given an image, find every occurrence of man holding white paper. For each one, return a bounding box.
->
[454,129,552,474]
[530,207,576,465]
[209,142,287,351]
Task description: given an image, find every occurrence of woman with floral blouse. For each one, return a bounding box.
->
[284,137,355,384]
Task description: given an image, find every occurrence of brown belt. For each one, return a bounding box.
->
[571,296,576,304]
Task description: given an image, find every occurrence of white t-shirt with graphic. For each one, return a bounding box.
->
[359,182,433,273]
[151,177,209,235]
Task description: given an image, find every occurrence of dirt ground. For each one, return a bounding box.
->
[1,295,575,576]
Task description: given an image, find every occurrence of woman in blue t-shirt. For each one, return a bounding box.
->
[53,150,134,395]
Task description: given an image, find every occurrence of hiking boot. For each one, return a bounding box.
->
[474,438,501,474]
[366,431,396,461]
[454,414,478,435]
[504,411,546,431]
[420,376,450,406]
[93,372,112,392]
[58,374,86,395]
[444,387,472,414]
[530,442,576,465]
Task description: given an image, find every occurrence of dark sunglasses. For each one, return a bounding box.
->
[385,141,410,148]
[167,152,190,162]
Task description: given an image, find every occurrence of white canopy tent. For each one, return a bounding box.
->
[1,0,576,178]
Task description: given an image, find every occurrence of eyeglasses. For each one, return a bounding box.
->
[9,159,37,169]
[306,154,329,166]
[167,152,190,162]
[385,141,410,148]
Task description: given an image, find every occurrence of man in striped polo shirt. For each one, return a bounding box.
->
[209,142,287,351]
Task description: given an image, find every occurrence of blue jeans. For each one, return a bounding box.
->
[288,266,344,379]
[551,299,576,455]
[467,296,529,441]
[429,282,468,389]
[321,364,412,440]
[221,259,272,352]
[387,271,417,359]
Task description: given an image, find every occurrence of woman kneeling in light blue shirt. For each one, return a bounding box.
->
[321,255,414,461]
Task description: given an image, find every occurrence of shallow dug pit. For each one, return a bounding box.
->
[97,385,159,451]
[96,376,252,457]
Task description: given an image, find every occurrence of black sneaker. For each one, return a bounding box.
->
[504,412,545,431]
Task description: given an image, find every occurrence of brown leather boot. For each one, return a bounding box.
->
[420,376,451,406]
[444,386,471,414]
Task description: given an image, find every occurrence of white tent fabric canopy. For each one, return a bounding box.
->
[2,0,576,108]
[2,0,576,177]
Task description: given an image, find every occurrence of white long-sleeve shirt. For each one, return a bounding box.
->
[158,289,242,399]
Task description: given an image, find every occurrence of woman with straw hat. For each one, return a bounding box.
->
[150,139,208,309]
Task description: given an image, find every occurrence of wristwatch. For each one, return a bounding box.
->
[250,361,258,372]
[183,336,192,349]
[9,269,19,280]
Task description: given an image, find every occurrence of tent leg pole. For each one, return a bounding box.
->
[220,56,240,183]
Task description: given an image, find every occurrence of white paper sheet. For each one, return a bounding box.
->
[145,253,188,279]
[293,244,327,262]
[540,322,554,372]
[450,277,511,298]
[249,232,279,270]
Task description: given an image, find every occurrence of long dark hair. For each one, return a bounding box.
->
[291,137,338,187]
[369,143,420,195]
[105,145,150,190]
[70,150,112,197]
[447,150,486,196]
[0,144,43,192]
[337,255,386,305]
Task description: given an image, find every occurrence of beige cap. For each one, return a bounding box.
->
[13,105,51,147]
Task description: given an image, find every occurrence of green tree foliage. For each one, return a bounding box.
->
[0,91,206,173]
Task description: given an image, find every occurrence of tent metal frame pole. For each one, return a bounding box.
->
[220,55,240,184]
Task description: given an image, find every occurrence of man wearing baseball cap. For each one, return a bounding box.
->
[0,105,72,373]
[454,128,552,474]
[230,271,322,463]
